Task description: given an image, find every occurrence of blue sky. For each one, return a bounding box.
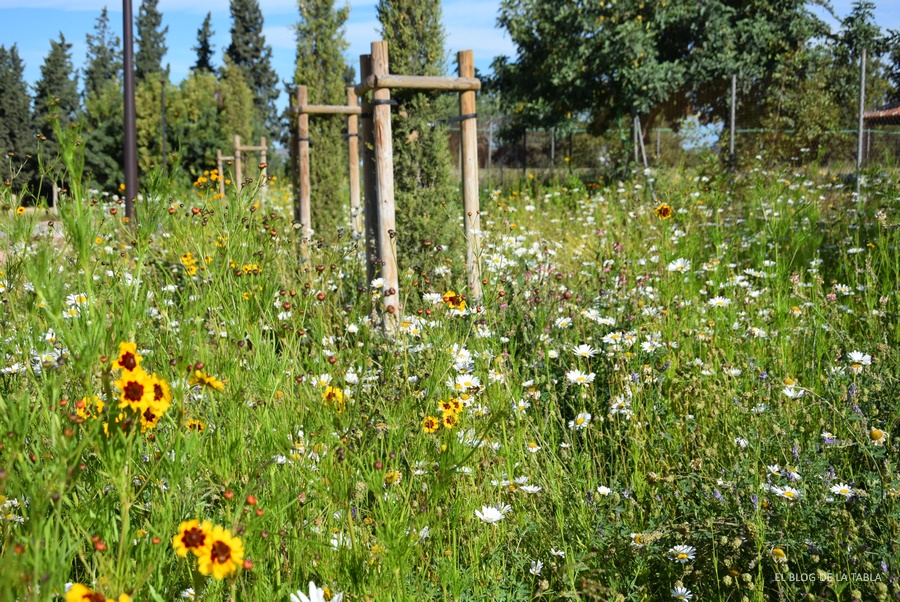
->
[1,0,898,113]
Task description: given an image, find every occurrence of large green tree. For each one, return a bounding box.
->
[493,0,826,137]
[169,71,224,180]
[135,0,169,81]
[376,0,456,254]
[0,45,35,193]
[226,0,280,135]
[294,0,351,235]
[193,12,216,73]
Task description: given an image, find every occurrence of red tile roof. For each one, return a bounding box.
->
[864,104,900,125]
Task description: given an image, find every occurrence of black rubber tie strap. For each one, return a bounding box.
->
[342,133,359,139]
[448,112,477,124]
[372,99,399,106]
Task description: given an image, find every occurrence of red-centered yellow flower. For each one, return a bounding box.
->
[442,291,466,311]
[189,370,225,392]
[114,368,154,412]
[197,525,244,580]
[112,342,142,372]
[186,419,205,432]
[76,396,105,421]
[322,386,345,413]
[15,206,26,216]
[172,519,213,557]
[422,415,440,434]
[441,413,459,430]
[140,379,171,429]
[655,203,672,219]
[65,584,130,602]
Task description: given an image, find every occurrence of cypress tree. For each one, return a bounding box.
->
[376,0,456,254]
[193,12,216,73]
[135,0,169,81]
[219,57,255,154]
[226,0,280,134]
[0,45,35,191]
[83,7,121,99]
[294,0,351,235]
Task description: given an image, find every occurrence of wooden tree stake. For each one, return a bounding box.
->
[371,41,399,330]
[297,86,312,238]
[360,54,379,290]
[458,50,482,301]
[233,135,242,187]
[347,87,362,237]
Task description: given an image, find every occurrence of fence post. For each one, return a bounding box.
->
[233,135,242,189]
[259,136,268,200]
[347,87,362,236]
[458,49,482,301]
[371,40,399,330]
[297,86,311,237]
[857,46,867,192]
[730,74,736,172]
[359,54,379,289]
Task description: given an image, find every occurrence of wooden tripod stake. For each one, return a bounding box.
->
[357,41,483,332]
[295,86,364,238]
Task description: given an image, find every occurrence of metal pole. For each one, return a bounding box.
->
[551,128,555,167]
[656,128,661,159]
[123,0,137,219]
[487,118,493,171]
[730,74,736,172]
[160,78,166,168]
[522,130,527,176]
[857,47,867,181]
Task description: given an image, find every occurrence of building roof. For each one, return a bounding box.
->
[864,103,900,125]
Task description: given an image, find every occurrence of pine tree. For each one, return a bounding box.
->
[135,0,169,81]
[226,0,280,134]
[83,79,124,192]
[83,7,121,99]
[82,8,124,192]
[294,0,350,235]
[193,12,216,73]
[0,45,35,192]
[33,32,80,173]
[376,0,456,254]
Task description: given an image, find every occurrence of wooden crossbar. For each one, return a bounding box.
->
[355,74,481,96]
[299,104,362,116]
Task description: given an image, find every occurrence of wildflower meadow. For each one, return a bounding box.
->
[1,131,899,602]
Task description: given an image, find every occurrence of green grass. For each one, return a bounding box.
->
[0,152,898,601]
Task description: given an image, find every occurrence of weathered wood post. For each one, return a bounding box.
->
[458,49,482,300]
[297,86,312,237]
[233,135,243,189]
[216,149,225,197]
[359,54,378,288]
[347,87,362,236]
[259,136,268,199]
[371,41,399,329]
